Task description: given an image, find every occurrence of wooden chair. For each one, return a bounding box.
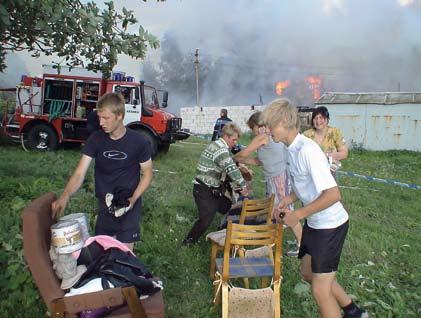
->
[214,220,283,318]
[22,192,165,318]
[208,195,275,278]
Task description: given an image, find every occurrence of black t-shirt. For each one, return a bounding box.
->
[82,128,151,198]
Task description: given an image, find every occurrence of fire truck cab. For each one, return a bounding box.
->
[2,65,189,155]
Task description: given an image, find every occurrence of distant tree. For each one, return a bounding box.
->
[154,32,210,106]
[0,0,161,78]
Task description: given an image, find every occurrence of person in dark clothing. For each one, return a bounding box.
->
[211,108,232,141]
[183,123,248,245]
[52,93,153,251]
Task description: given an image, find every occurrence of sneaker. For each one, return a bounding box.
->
[286,248,299,257]
[343,309,369,318]
[182,237,196,246]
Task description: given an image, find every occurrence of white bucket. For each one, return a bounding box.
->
[59,213,90,242]
[51,220,84,254]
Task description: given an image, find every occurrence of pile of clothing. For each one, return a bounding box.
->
[50,235,162,297]
[50,235,163,317]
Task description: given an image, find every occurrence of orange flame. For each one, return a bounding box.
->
[305,76,322,100]
[275,80,290,95]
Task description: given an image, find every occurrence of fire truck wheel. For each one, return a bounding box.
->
[27,124,59,151]
[137,129,158,157]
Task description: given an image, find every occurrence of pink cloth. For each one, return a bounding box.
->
[72,235,135,259]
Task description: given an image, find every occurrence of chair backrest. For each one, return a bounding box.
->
[22,192,64,310]
[222,220,282,282]
[238,194,275,225]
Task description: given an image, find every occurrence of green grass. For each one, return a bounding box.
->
[0,137,420,317]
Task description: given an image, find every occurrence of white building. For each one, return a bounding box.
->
[315,92,421,151]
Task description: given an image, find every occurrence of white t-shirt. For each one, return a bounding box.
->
[287,134,349,229]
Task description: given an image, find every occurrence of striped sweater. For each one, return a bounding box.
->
[195,138,246,188]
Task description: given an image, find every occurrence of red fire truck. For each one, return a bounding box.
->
[1,65,189,155]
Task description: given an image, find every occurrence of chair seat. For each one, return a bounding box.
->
[206,229,227,246]
[245,245,273,258]
[215,257,273,278]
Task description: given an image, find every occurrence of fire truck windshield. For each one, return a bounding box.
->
[144,86,158,108]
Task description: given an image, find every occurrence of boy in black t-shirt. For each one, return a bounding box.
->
[52,93,153,251]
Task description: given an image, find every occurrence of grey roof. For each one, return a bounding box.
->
[316,92,421,105]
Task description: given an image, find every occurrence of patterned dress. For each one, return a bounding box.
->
[303,126,346,153]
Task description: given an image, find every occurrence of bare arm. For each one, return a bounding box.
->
[328,128,348,161]
[273,190,299,221]
[128,159,153,207]
[51,155,92,218]
[240,157,262,165]
[282,186,341,227]
[278,191,299,209]
[328,144,348,161]
[234,134,268,162]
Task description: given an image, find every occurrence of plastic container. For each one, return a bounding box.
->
[58,213,90,242]
[51,220,83,254]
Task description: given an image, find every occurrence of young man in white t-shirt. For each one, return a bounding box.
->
[262,98,367,318]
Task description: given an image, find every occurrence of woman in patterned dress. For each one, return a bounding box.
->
[304,106,348,176]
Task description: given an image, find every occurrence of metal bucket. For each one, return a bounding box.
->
[59,213,90,242]
[51,220,83,254]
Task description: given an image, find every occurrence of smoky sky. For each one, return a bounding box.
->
[2,0,421,112]
[129,0,421,111]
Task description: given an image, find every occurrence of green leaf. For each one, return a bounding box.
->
[35,20,47,30]
[0,5,10,26]
[122,18,128,30]
[2,242,12,251]
[293,281,311,297]
[11,197,26,212]
[377,299,392,310]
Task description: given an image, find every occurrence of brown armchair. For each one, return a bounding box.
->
[22,192,164,318]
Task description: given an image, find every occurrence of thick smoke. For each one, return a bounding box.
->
[134,0,421,112]
[1,0,420,113]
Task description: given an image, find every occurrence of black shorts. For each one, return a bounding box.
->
[298,220,349,273]
[95,198,142,243]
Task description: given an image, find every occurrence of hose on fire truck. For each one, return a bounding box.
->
[48,100,69,121]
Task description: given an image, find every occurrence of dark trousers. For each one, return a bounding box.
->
[186,183,232,242]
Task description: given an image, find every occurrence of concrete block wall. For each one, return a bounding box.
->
[180,105,266,135]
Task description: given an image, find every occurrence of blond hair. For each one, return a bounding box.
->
[222,122,241,138]
[97,93,125,117]
[261,98,300,131]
